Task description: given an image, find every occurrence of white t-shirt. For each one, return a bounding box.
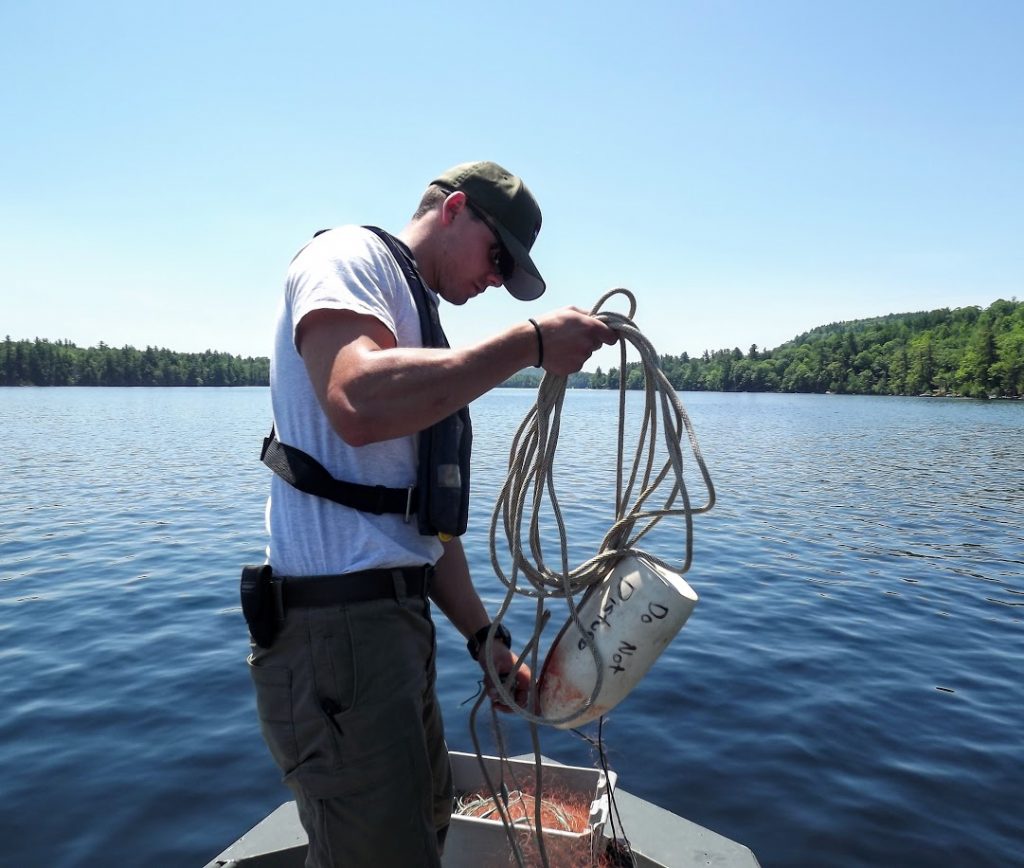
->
[266,226,444,574]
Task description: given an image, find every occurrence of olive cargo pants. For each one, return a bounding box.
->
[248,592,453,867]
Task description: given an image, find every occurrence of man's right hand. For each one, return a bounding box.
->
[532,307,618,376]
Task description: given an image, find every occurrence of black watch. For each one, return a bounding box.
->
[466,623,512,660]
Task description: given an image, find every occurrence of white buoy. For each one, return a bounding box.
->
[538,553,698,729]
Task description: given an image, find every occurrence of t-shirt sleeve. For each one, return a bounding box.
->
[285,227,407,350]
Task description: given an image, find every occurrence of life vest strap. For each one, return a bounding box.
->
[261,425,417,520]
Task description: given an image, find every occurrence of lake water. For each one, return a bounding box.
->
[1,387,1022,867]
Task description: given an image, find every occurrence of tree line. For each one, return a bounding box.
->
[512,299,1023,399]
[0,338,269,386]
[5,299,1022,396]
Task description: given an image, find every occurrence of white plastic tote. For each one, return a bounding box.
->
[538,553,698,729]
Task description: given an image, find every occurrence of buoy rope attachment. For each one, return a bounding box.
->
[481,286,716,726]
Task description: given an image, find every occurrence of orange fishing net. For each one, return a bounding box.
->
[456,784,593,833]
[454,786,629,867]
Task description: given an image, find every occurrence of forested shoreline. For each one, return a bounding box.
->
[4,299,1021,396]
[508,299,1024,398]
[0,339,268,387]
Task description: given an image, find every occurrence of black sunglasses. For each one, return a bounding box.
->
[463,199,516,280]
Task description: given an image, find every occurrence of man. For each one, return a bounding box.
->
[247,161,616,867]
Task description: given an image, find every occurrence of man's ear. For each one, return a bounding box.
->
[440,190,467,226]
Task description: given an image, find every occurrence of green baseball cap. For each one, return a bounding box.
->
[431,161,545,301]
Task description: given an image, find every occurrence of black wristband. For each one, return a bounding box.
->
[527,318,544,368]
[466,622,512,660]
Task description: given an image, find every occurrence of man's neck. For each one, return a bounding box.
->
[397,219,439,288]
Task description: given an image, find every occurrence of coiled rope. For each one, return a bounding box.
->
[481,288,715,723]
[467,289,716,867]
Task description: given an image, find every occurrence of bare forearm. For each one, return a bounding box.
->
[301,305,617,447]
[335,322,536,444]
[429,537,490,639]
[430,537,532,710]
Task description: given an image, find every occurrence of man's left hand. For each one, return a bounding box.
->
[480,641,532,713]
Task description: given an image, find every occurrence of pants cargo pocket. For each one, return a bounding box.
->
[248,661,299,775]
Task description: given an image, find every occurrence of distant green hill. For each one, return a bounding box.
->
[6,298,1022,397]
[538,299,1023,399]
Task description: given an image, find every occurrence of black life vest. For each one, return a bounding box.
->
[260,226,472,539]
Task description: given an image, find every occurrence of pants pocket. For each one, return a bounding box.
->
[248,661,299,775]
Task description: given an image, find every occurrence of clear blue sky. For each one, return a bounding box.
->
[2,1,1021,368]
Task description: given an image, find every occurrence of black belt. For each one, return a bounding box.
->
[274,565,432,609]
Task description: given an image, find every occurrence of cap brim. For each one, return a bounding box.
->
[494,224,546,301]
